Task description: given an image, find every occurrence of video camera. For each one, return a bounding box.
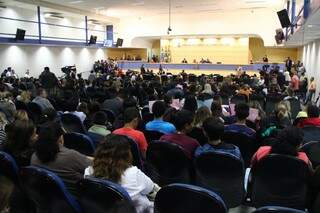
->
[61,66,76,75]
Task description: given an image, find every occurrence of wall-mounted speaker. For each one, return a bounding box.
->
[15,28,26,40]
[277,9,291,28]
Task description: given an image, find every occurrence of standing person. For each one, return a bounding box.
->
[305,77,316,105]
[285,57,293,72]
[291,71,300,95]
[39,67,59,96]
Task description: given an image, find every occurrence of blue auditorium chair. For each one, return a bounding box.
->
[301,126,320,144]
[101,109,116,124]
[194,152,245,208]
[27,102,43,124]
[61,113,87,134]
[0,151,19,184]
[253,206,307,213]
[300,141,320,169]
[249,154,312,210]
[64,132,95,156]
[19,166,81,213]
[154,183,227,213]
[77,177,132,213]
[145,141,192,186]
[143,130,164,144]
[86,132,105,147]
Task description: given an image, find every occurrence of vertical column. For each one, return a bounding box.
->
[286,0,290,41]
[37,6,42,44]
[85,16,88,45]
[106,25,114,45]
[304,0,310,19]
[291,0,296,34]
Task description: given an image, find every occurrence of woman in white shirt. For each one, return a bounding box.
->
[85,134,159,213]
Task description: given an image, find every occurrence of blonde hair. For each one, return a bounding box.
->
[276,101,290,120]
[19,91,31,103]
[14,110,29,121]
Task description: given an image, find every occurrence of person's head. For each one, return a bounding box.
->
[286,87,294,97]
[14,110,29,121]
[93,134,132,183]
[93,111,108,126]
[307,104,319,118]
[173,109,194,132]
[43,108,57,122]
[276,102,290,120]
[203,117,224,142]
[44,67,50,72]
[193,106,211,127]
[35,122,65,163]
[77,102,88,114]
[310,77,315,82]
[152,101,166,119]
[271,126,303,156]
[183,95,197,113]
[65,96,80,112]
[20,91,31,103]
[123,107,140,128]
[203,83,212,93]
[235,103,249,121]
[37,88,47,98]
[211,101,222,117]
[5,120,37,153]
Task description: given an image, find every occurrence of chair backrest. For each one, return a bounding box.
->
[101,109,116,124]
[223,131,256,167]
[145,141,192,186]
[0,151,19,184]
[265,96,282,115]
[77,177,131,213]
[86,132,104,148]
[143,130,164,144]
[61,113,87,134]
[250,154,311,209]
[125,136,144,170]
[300,141,320,169]
[15,100,28,111]
[302,126,320,144]
[64,133,95,156]
[288,98,301,120]
[19,166,81,213]
[154,183,227,213]
[27,102,43,123]
[194,152,245,208]
[253,206,307,213]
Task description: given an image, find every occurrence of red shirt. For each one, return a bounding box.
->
[251,146,310,167]
[298,118,320,128]
[160,133,200,159]
[291,75,300,91]
[113,128,148,152]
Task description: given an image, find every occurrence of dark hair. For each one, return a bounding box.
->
[271,126,303,156]
[203,117,224,141]
[211,101,222,117]
[93,134,132,183]
[123,97,137,110]
[307,104,319,118]
[123,107,140,124]
[235,103,249,120]
[152,101,166,118]
[35,122,64,163]
[93,111,108,125]
[43,108,57,122]
[183,95,197,113]
[173,109,194,131]
[65,96,80,112]
[4,120,35,155]
[37,88,46,96]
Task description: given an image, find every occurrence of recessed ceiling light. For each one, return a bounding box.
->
[308,25,313,28]
[69,0,83,4]
[132,1,144,6]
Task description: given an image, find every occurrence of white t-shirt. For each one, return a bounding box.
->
[85,166,154,213]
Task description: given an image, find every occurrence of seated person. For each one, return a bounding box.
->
[145,101,176,135]
[251,126,311,167]
[88,111,111,137]
[225,103,256,138]
[195,117,241,159]
[64,95,86,123]
[31,121,92,196]
[160,109,200,159]
[113,107,148,158]
[298,104,320,128]
[237,84,252,100]
[32,88,54,112]
[85,134,159,213]
[188,106,211,145]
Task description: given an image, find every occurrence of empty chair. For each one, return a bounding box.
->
[19,166,81,213]
[249,154,312,209]
[145,141,192,186]
[61,113,87,134]
[302,126,320,144]
[78,177,132,213]
[143,130,164,143]
[194,152,245,208]
[154,183,227,213]
[223,132,256,167]
[27,102,42,123]
[253,206,307,213]
[125,136,144,170]
[64,133,95,156]
[300,141,320,169]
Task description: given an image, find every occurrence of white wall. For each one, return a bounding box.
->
[302,39,320,95]
[118,9,282,48]
[0,44,106,77]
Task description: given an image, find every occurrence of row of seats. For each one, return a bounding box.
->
[0,151,310,213]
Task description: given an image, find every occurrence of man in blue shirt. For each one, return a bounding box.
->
[195,117,241,159]
[225,103,256,138]
[146,101,176,134]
